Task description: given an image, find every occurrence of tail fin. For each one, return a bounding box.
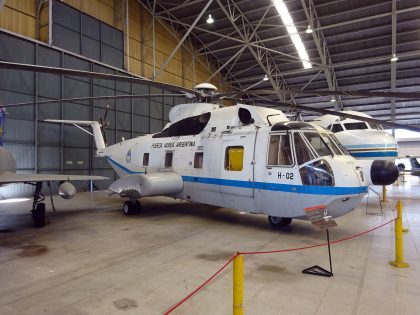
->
[45,119,106,153]
[0,108,4,146]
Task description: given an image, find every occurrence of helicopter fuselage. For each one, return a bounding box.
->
[101,104,369,219]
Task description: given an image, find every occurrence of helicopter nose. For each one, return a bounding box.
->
[370,160,399,185]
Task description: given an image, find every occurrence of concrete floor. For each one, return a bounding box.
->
[0,177,419,315]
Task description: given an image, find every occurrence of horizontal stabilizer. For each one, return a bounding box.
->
[45,119,105,151]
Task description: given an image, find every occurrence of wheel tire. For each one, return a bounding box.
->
[134,200,142,213]
[123,201,133,215]
[32,203,46,228]
[268,216,292,227]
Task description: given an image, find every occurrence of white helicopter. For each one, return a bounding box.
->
[45,84,399,227]
[0,108,107,227]
[314,111,398,160]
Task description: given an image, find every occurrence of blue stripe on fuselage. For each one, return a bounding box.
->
[182,176,368,195]
[350,151,398,158]
[106,157,368,196]
[107,156,144,174]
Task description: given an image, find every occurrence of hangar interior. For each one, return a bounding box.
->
[1,0,420,314]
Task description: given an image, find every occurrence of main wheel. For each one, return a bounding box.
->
[133,200,142,213]
[268,216,292,227]
[123,201,134,215]
[32,203,46,228]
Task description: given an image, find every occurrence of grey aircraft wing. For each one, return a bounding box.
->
[0,171,107,185]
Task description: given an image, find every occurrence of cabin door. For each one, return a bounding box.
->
[220,135,254,197]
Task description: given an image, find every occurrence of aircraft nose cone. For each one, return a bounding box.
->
[370,160,399,185]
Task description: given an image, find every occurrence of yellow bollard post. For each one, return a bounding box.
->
[389,200,409,268]
[381,185,387,202]
[233,254,244,315]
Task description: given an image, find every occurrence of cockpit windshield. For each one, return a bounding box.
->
[344,122,369,130]
[368,122,384,130]
[294,133,316,165]
[303,133,332,157]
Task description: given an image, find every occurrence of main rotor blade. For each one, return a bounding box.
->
[257,99,420,133]
[0,61,200,98]
[218,88,420,100]
[0,94,186,107]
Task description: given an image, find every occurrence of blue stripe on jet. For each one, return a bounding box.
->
[182,176,368,195]
[350,151,398,158]
[107,157,368,196]
[107,157,144,174]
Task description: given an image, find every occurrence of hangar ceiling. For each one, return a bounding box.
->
[140,0,420,126]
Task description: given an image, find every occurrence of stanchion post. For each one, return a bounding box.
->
[381,185,387,202]
[233,254,244,315]
[389,200,409,268]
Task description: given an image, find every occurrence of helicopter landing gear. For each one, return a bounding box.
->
[268,216,292,227]
[31,182,47,228]
[122,199,141,215]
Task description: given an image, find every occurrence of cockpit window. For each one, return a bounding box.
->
[344,122,368,130]
[321,133,342,155]
[329,123,344,133]
[368,122,384,130]
[294,133,316,165]
[267,134,293,166]
[329,134,350,155]
[303,133,332,157]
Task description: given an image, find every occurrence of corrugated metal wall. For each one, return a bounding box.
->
[0,29,181,198]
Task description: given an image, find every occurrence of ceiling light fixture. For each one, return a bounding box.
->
[305,25,313,34]
[330,96,336,103]
[263,74,269,81]
[390,53,398,62]
[273,0,312,69]
[206,14,214,24]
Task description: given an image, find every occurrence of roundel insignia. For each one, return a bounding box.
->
[126,149,132,163]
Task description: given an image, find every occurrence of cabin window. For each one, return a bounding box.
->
[194,152,204,168]
[267,134,293,166]
[225,146,244,171]
[294,133,316,165]
[165,152,173,168]
[143,153,149,166]
[329,123,344,133]
[344,122,368,130]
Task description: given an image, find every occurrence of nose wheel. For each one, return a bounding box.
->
[268,216,292,227]
[123,199,142,215]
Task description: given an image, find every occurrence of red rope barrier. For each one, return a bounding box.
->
[163,217,396,314]
[239,217,396,255]
[163,253,239,315]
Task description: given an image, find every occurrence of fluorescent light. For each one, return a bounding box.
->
[263,74,269,81]
[206,14,214,24]
[306,25,313,34]
[330,96,336,103]
[390,54,398,62]
[273,0,312,69]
